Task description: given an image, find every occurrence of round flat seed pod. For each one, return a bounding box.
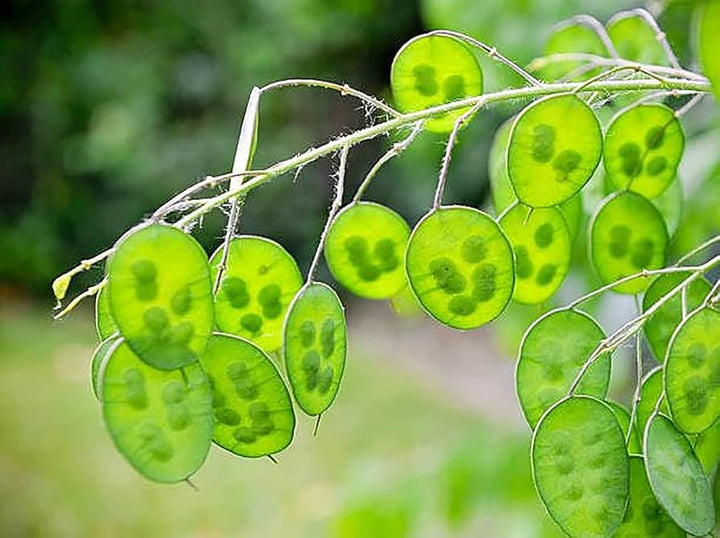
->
[107,223,214,370]
[590,191,668,294]
[605,401,641,455]
[405,206,514,330]
[636,367,669,436]
[607,12,668,65]
[516,308,611,428]
[489,117,583,240]
[604,104,684,200]
[101,341,213,483]
[210,236,302,352]
[694,419,720,475]
[508,94,602,207]
[532,396,629,537]
[90,335,120,400]
[644,413,715,536]
[665,307,720,433]
[538,22,610,81]
[499,205,571,304]
[390,33,483,133]
[324,202,410,300]
[616,455,684,537]
[95,286,117,341]
[642,272,712,362]
[699,1,720,101]
[198,333,295,458]
[283,283,346,416]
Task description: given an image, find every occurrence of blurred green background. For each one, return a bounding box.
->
[1,0,719,536]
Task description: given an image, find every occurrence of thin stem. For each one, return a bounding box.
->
[527,54,704,81]
[306,145,348,283]
[568,255,720,394]
[53,278,107,320]
[675,235,720,265]
[52,248,115,307]
[428,30,541,86]
[313,414,322,437]
[703,279,720,308]
[681,287,688,319]
[152,77,710,229]
[624,9,682,70]
[626,297,643,447]
[675,93,706,118]
[433,100,484,208]
[259,78,401,118]
[565,15,620,59]
[213,197,244,294]
[152,169,265,221]
[572,65,671,95]
[353,121,423,203]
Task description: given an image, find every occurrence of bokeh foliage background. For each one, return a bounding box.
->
[1,0,719,536]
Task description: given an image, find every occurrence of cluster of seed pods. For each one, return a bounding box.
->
[92,224,348,483]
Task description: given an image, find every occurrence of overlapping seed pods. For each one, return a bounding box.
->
[284,283,347,416]
[199,333,295,458]
[101,340,213,483]
[405,206,514,329]
[532,396,629,536]
[499,205,571,304]
[590,191,668,294]
[95,286,117,340]
[489,118,582,239]
[604,104,684,199]
[605,400,641,455]
[635,366,669,436]
[664,306,720,433]
[537,20,610,81]
[695,419,720,475]
[650,177,683,237]
[644,413,715,535]
[210,236,303,352]
[699,1,720,100]
[516,309,611,428]
[107,223,214,370]
[324,202,410,300]
[642,272,712,361]
[508,94,602,207]
[390,33,483,133]
[615,455,684,537]
[607,11,668,65]
[90,335,119,399]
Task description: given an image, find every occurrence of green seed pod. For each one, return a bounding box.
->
[699,1,720,101]
[694,419,720,475]
[324,202,410,300]
[635,366,670,436]
[537,21,610,81]
[391,33,483,133]
[664,307,720,434]
[210,236,303,352]
[198,333,295,458]
[95,286,117,341]
[516,308,610,428]
[489,117,583,240]
[590,191,668,294]
[607,12,668,65]
[508,94,602,207]
[284,282,347,416]
[644,414,715,536]
[615,455,684,537]
[650,176,683,238]
[90,335,119,400]
[642,272,712,362]
[406,206,514,330]
[604,104,684,200]
[605,401,641,455]
[101,341,213,483]
[532,396,629,537]
[499,205,571,304]
[107,223,214,370]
